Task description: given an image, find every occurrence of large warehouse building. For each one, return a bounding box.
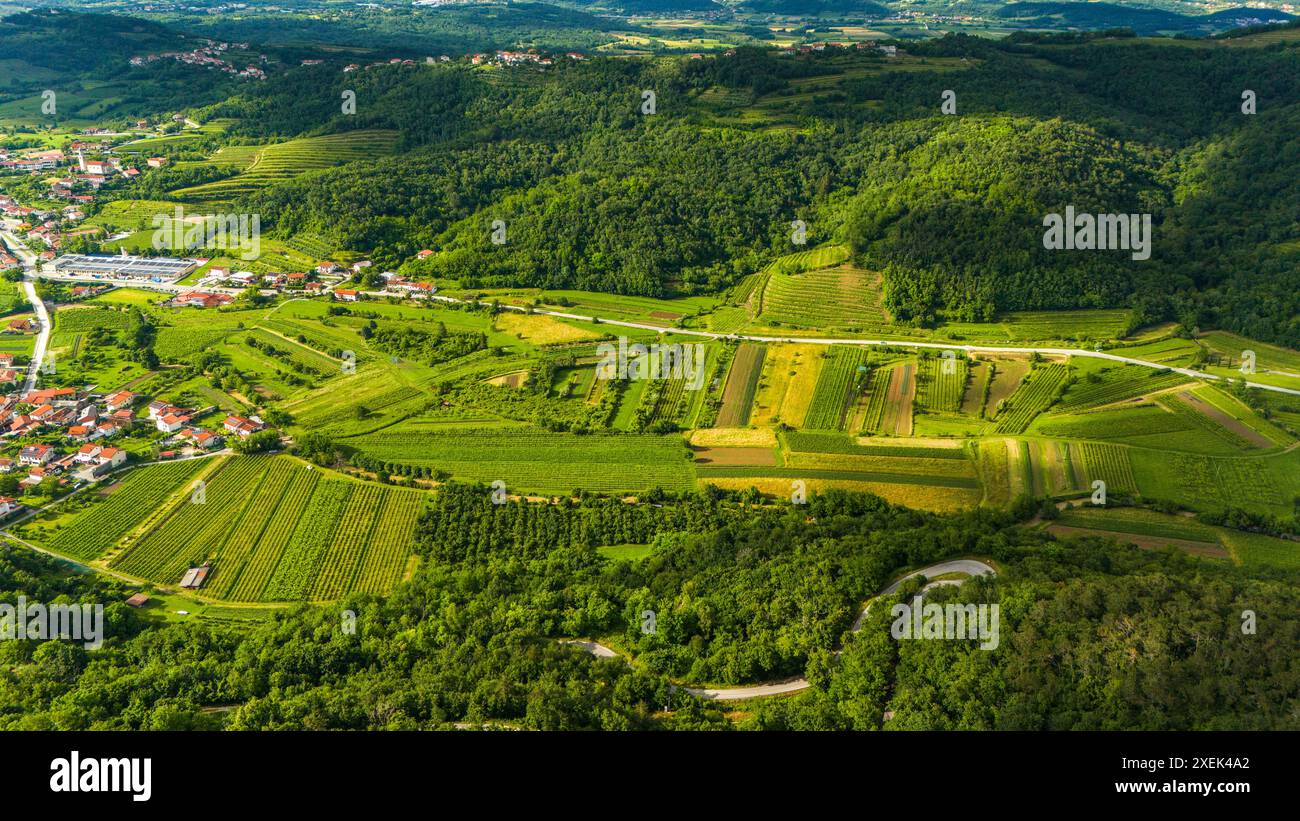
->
[52,253,199,281]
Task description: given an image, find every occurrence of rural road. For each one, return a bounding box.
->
[22,279,49,394]
[570,558,996,701]
[401,291,1300,398]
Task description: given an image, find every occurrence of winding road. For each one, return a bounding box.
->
[569,558,995,701]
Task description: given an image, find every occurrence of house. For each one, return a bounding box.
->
[125,593,150,608]
[96,447,127,469]
[0,369,18,385]
[171,291,233,308]
[30,404,55,422]
[23,388,78,407]
[147,157,168,168]
[223,415,264,437]
[106,390,137,411]
[66,424,92,441]
[315,261,340,275]
[351,260,372,272]
[0,497,19,518]
[186,429,223,450]
[334,289,359,302]
[6,318,36,333]
[156,413,190,433]
[0,458,13,473]
[19,444,54,465]
[74,444,103,464]
[416,249,434,259]
[147,400,169,419]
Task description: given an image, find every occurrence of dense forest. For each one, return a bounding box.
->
[2,486,1296,730]
[176,34,1300,344]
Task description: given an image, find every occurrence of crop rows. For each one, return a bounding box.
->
[352,488,426,594]
[916,356,968,414]
[717,344,765,427]
[172,131,399,202]
[111,456,269,581]
[223,466,323,601]
[42,460,207,560]
[1079,443,1138,495]
[1056,367,1188,412]
[857,367,893,434]
[804,347,867,430]
[203,459,303,598]
[760,263,886,329]
[347,430,695,494]
[993,364,1069,433]
[308,485,387,600]
[263,480,353,601]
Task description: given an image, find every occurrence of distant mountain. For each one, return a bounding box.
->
[995,3,1293,35]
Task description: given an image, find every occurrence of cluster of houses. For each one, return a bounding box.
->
[337,50,586,73]
[129,41,266,79]
[777,41,898,57]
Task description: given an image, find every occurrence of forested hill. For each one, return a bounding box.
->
[3,487,1298,730]
[188,34,1300,345]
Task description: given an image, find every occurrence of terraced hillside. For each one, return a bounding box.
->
[170,130,400,203]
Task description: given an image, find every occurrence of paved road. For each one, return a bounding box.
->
[570,559,996,701]
[379,290,1300,398]
[1,232,51,393]
[22,278,49,394]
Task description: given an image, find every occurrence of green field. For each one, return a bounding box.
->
[343,428,694,495]
[803,346,867,430]
[101,455,426,601]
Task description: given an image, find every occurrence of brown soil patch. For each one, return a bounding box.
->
[692,446,776,466]
[1045,524,1228,558]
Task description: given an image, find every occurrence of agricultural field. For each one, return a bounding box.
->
[916,355,969,414]
[877,362,916,436]
[343,428,695,495]
[750,342,822,427]
[1054,364,1189,413]
[101,455,426,601]
[803,346,867,430]
[758,258,888,331]
[716,343,765,427]
[169,130,401,204]
[993,363,1070,434]
[19,458,210,560]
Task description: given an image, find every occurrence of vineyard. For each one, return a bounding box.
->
[1054,365,1188,413]
[344,429,695,494]
[993,364,1069,434]
[1078,442,1138,494]
[759,261,888,330]
[803,347,867,430]
[170,130,401,203]
[857,366,894,434]
[97,456,425,601]
[33,459,208,560]
[916,355,969,414]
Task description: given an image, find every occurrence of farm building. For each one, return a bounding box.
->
[179,565,212,589]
